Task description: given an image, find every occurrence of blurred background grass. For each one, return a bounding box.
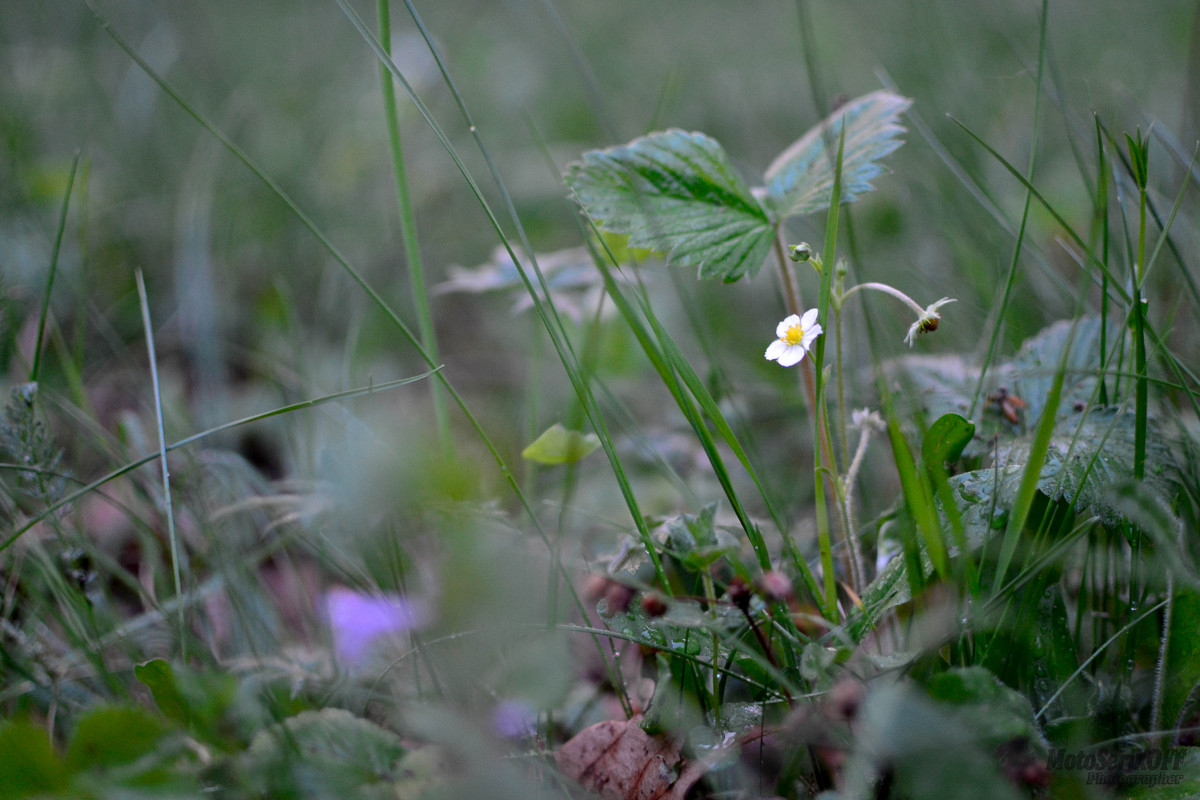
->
[2,0,1197,607]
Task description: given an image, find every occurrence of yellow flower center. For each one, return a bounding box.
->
[782,323,805,346]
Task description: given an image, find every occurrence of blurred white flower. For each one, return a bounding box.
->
[765,308,822,367]
[851,408,885,432]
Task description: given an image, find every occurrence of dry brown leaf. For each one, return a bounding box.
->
[554,715,705,800]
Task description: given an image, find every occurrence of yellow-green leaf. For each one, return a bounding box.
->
[521,423,600,465]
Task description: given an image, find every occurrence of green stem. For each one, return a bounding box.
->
[1133,175,1148,481]
[773,229,804,317]
[377,0,450,449]
[811,128,846,619]
[701,572,722,722]
[772,232,837,618]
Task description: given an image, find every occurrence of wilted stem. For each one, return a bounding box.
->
[839,281,926,317]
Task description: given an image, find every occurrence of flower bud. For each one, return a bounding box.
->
[789,243,813,262]
[640,592,668,618]
[756,570,794,602]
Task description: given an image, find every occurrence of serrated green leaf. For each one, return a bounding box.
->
[1006,316,1118,425]
[998,407,1175,527]
[663,503,740,570]
[521,422,600,464]
[565,129,773,281]
[888,353,991,435]
[945,408,1177,542]
[665,502,718,549]
[885,317,1180,531]
[761,90,912,219]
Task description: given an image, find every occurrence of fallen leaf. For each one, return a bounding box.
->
[554,715,705,800]
[521,423,601,465]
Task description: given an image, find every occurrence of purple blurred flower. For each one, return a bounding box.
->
[323,586,428,667]
[491,698,537,740]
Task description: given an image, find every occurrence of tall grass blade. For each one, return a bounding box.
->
[1099,121,1200,307]
[30,152,80,384]
[884,407,947,583]
[990,320,1077,593]
[583,233,822,598]
[1140,146,1196,286]
[376,0,449,448]
[1127,130,1150,482]
[1091,118,1111,406]
[135,269,184,653]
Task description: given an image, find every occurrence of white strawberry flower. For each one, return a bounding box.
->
[765,308,822,367]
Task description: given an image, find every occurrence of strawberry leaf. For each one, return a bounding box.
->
[565,130,774,282]
[761,90,912,219]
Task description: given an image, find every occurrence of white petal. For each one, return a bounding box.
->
[765,340,787,361]
[776,314,800,338]
[777,346,806,367]
[799,308,819,329]
[801,321,823,348]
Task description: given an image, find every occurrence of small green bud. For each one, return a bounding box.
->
[789,243,813,262]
